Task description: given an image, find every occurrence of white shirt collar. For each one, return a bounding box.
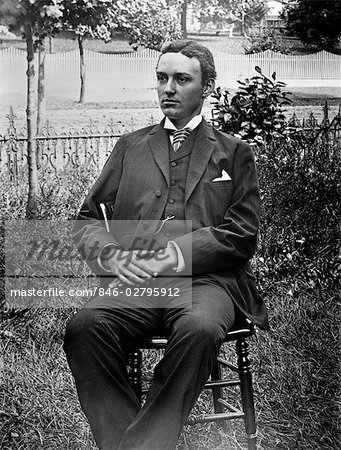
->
[164,114,203,131]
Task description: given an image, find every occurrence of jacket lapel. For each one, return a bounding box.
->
[185,119,216,203]
[147,120,170,186]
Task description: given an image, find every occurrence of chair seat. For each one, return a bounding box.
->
[134,319,254,349]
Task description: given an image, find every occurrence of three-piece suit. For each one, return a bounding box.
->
[64,118,269,450]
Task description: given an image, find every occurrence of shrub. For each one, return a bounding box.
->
[244,28,294,55]
[0,165,97,318]
[255,137,341,292]
[38,165,98,220]
[0,165,98,221]
[211,67,292,146]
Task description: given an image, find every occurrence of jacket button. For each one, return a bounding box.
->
[154,190,162,197]
[168,198,175,204]
[171,162,177,167]
[170,180,176,186]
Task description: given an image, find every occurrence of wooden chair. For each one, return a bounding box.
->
[127,319,257,450]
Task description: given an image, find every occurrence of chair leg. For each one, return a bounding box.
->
[211,360,224,414]
[128,349,142,401]
[211,356,230,432]
[236,338,257,450]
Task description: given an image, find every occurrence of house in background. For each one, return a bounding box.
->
[187,0,285,36]
[261,0,285,31]
[0,25,23,47]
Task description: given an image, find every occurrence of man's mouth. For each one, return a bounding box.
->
[162,99,179,105]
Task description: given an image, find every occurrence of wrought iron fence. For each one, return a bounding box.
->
[1,103,340,184]
[286,102,341,145]
[0,107,136,184]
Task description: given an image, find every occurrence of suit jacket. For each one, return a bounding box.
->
[73,119,269,330]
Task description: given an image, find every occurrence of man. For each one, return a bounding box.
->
[64,40,269,450]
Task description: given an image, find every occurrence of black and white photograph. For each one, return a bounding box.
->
[0,1,340,449]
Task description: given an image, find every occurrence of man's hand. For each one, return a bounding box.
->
[133,245,178,279]
[102,248,155,286]
[103,245,178,286]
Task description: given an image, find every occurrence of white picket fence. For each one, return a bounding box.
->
[0,48,341,106]
[214,49,341,81]
[1,47,340,94]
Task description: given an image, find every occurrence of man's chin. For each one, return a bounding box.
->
[161,105,179,117]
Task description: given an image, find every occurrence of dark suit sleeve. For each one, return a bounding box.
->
[72,136,126,275]
[174,140,260,274]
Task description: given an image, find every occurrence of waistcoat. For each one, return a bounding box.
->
[161,126,200,240]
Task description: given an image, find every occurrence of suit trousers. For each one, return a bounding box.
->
[63,277,236,450]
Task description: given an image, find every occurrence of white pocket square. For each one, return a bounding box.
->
[212,170,231,182]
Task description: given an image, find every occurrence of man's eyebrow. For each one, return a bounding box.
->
[156,71,192,77]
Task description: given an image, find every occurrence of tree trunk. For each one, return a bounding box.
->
[48,35,54,54]
[181,0,187,38]
[25,26,39,219]
[78,35,85,103]
[241,6,246,37]
[229,23,234,38]
[37,40,46,135]
[36,40,46,169]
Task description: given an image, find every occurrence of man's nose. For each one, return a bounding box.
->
[164,78,176,95]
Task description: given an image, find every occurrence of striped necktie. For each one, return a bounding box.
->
[172,128,192,152]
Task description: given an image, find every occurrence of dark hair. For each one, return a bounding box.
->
[159,40,217,84]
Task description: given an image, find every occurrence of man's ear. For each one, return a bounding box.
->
[202,78,215,98]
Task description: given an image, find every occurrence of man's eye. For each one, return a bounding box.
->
[178,77,188,84]
[157,75,166,82]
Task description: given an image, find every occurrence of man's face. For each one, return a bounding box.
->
[156,52,212,129]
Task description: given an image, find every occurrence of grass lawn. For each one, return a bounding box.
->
[1,283,339,449]
[0,91,340,135]
[0,33,252,55]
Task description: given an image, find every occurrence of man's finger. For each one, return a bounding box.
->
[133,249,156,259]
[117,273,135,286]
[108,279,122,289]
[107,255,154,280]
[127,261,155,278]
[132,258,159,276]
[119,265,149,284]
